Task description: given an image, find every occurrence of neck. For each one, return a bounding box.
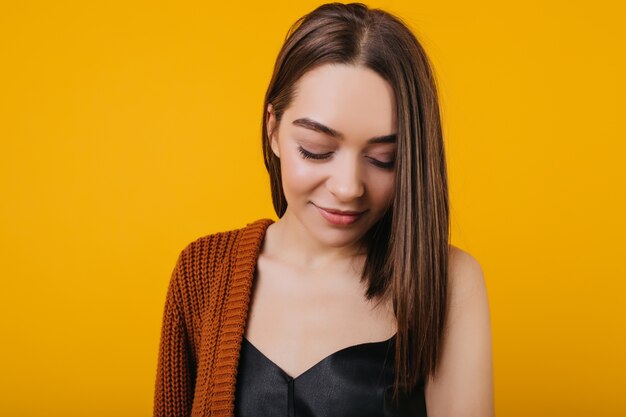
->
[262,209,367,271]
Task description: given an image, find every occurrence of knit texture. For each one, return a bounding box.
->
[153,218,275,417]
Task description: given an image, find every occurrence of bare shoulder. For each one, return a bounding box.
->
[424,244,494,417]
[448,244,487,300]
[446,244,491,339]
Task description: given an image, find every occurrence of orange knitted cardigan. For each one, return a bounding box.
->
[153,218,275,417]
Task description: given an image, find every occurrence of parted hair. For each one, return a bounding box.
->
[260,2,450,405]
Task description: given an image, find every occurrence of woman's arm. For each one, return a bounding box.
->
[425,245,495,417]
[153,253,196,417]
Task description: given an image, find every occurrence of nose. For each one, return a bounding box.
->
[326,153,365,201]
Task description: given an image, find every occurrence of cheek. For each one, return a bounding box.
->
[368,172,396,205]
[279,151,321,195]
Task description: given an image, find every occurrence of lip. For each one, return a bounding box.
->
[314,204,366,226]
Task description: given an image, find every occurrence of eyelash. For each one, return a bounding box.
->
[296,146,395,170]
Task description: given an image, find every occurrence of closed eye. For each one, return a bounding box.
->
[296,146,395,170]
[297,146,332,160]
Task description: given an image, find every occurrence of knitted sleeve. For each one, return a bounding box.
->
[153,250,196,417]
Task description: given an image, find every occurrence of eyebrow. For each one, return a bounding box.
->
[292,117,397,144]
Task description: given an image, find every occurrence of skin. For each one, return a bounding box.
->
[245,63,494,416]
[267,63,398,267]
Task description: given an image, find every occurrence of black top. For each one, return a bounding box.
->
[234,333,427,417]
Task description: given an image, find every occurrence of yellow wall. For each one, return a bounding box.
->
[1,1,624,415]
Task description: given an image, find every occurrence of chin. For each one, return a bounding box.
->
[311,212,372,244]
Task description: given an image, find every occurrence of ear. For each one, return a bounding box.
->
[266,103,280,158]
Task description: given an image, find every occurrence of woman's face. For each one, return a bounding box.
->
[267,63,397,251]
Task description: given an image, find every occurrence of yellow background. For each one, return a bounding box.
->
[1,1,624,415]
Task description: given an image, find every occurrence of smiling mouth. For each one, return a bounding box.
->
[317,206,365,215]
[313,203,367,226]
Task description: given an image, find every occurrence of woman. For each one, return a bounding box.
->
[154,3,493,417]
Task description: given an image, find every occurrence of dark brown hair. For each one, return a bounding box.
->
[261,2,450,404]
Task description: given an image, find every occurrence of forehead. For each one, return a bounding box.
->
[286,63,396,138]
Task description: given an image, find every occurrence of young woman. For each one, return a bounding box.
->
[154,3,493,417]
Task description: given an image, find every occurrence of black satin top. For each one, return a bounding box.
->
[234,333,427,417]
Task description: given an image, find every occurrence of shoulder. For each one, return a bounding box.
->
[177,218,270,259]
[172,218,274,281]
[445,244,491,346]
[448,244,487,301]
[164,219,271,313]
[169,224,245,287]
[181,218,273,255]
[424,244,494,416]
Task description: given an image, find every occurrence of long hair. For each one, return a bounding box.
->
[260,2,450,405]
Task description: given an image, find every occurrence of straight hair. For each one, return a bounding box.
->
[260,2,450,405]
